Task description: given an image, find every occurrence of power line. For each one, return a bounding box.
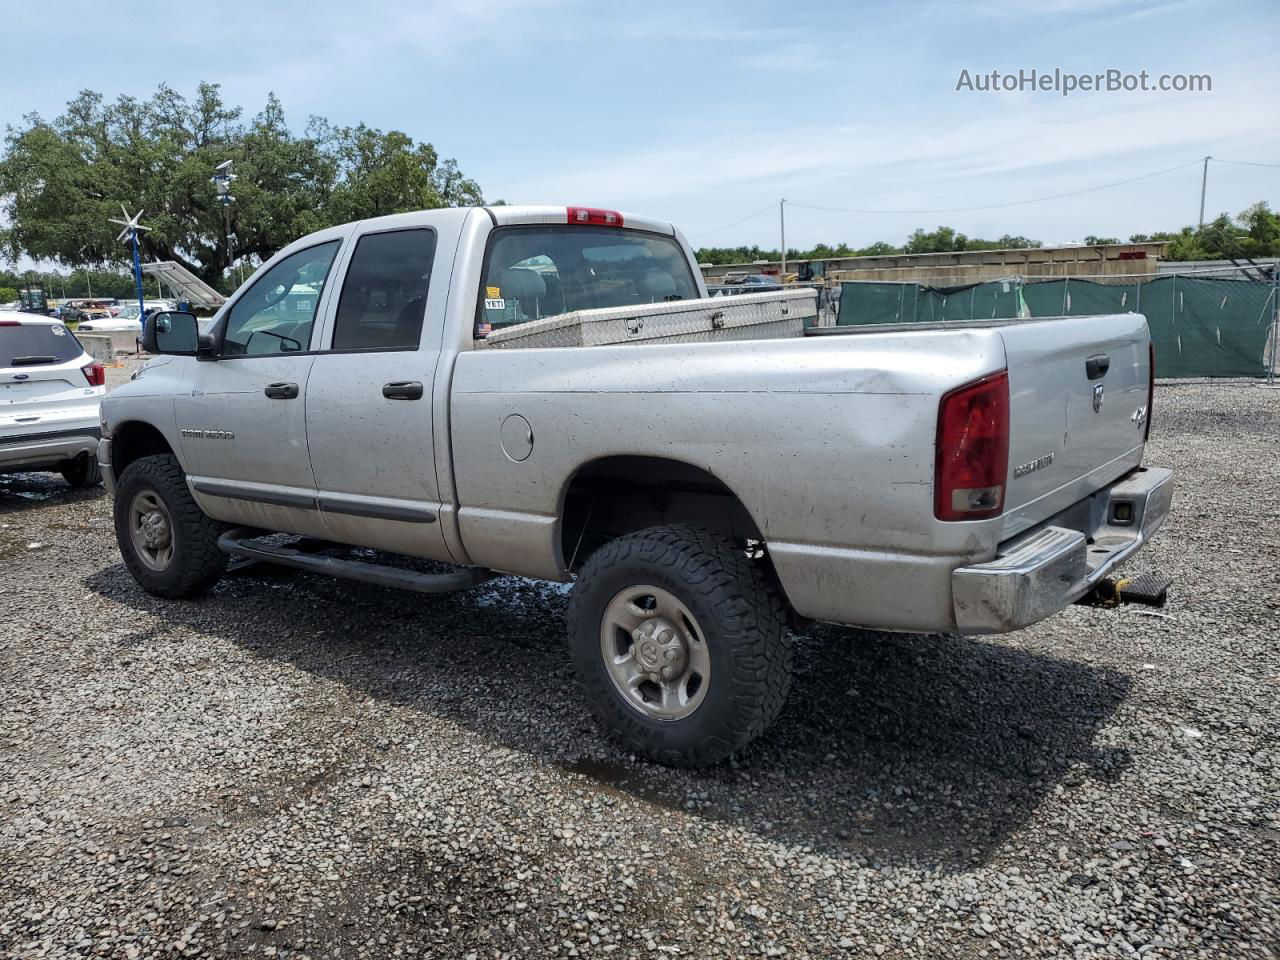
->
[786,159,1205,215]
[689,202,778,239]
[690,156,1277,244]
[1213,158,1280,170]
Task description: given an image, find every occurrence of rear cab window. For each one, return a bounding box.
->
[0,319,85,367]
[476,226,698,337]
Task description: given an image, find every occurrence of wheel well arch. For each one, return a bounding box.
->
[558,455,769,573]
[110,421,175,478]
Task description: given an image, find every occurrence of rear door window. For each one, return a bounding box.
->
[0,320,84,367]
[477,226,698,336]
[331,229,437,351]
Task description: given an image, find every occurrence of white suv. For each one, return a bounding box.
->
[1,311,106,487]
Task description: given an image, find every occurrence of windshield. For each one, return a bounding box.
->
[478,226,698,335]
[0,320,84,367]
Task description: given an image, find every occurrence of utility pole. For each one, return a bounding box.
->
[779,198,786,281]
[1198,155,1211,230]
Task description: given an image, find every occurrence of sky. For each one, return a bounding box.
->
[1,0,1278,262]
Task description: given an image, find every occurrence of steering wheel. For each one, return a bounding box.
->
[260,277,296,309]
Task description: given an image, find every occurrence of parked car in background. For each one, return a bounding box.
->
[1,311,105,487]
[730,274,783,286]
[77,301,176,333]
[59,300,116,326]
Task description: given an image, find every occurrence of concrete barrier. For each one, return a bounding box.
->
[76,334,117,365]
[77,330,141,360]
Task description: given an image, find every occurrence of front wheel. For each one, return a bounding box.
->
[113,454,227,598]
[567,525,793,767]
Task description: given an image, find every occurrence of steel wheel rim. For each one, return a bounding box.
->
[129,489,174,571]
[600,584,710,722]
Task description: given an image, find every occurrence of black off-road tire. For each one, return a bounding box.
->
[59,453,101,489]
[567,525,793,767]
[113,454,228,598]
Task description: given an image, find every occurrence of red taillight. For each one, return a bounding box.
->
[1145,341,1155,441]
[935,370,1010,521]
[82,361,105,387]
[566,206,623,227]
[0,320,20,327]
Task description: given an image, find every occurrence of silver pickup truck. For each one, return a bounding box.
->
[99,204,1172,766]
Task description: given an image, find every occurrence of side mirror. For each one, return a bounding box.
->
[142,311,202,356]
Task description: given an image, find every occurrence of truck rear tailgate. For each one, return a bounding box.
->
[998,312,1151,539]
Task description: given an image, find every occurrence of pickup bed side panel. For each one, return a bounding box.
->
[450,331,1009,632]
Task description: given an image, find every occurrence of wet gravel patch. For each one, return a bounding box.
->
[1,381,1277,959]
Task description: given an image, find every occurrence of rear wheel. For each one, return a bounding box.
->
[567,525,792,767]
[113,454,227,598]
[59,453,101,489]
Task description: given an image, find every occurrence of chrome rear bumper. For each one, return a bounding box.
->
[952,466,1174,634]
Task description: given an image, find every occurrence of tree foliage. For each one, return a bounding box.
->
[0,83,485,288]
[1132,203,1280,262]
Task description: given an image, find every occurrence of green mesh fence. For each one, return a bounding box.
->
[837,275,1278,377]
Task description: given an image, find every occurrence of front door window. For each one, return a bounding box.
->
[222,241,340,356]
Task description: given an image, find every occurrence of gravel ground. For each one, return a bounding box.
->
[1,377,1277,959]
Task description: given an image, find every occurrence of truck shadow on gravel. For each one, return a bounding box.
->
[87,562,1132,873]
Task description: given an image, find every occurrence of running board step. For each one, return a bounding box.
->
[217,529,495,594]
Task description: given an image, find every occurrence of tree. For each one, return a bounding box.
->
[1083,235,1120,246]
[856,241,901,257]
[905,226,963,254]
[0,285,16,302]
[0,84,485,289]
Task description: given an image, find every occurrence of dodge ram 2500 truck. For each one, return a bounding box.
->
[99,204,1172,766]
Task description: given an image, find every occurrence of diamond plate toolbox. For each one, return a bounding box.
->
[484,288,817,349]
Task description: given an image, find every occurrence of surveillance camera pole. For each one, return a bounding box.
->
[211,160,239,289]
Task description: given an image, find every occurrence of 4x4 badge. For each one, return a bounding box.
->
[1092,383,1105,412]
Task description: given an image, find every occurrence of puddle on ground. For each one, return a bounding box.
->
[0,473,66,506]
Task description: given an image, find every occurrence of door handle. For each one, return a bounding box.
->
[382,380,424,400]
[1085,355,1110,380]
[264,382,299,399]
